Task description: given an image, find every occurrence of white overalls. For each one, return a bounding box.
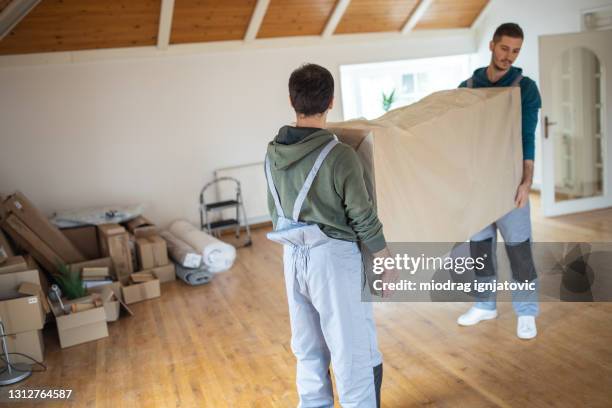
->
[467,73,539,316]
[265,139,382,408]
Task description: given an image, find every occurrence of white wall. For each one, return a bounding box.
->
[0,31,475,227]
[472,0,612,187]
[3,0,608,228]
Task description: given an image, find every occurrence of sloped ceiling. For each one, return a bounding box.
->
[170,0,256,44]
[335,0,420,34]
[0,0,489,56]
[0,0,14,13]
[257,0,337,38]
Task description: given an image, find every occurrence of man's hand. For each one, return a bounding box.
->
[515,182,530,208]
[515,160,534,208]
[372,247,399,298]
[381,265,400,298]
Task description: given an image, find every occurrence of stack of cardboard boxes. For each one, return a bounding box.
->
[0,255,47,366]
[0,191,176,363]
[1,192,86,273]
[100,216,176,304]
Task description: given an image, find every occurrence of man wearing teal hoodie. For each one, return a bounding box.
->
[457,23,542,339]
[265,64,391,407]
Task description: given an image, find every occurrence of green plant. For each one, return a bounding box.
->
[382,89,396,112]
[54,263,87,300]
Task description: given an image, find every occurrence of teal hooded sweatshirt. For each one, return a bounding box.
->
[459,66,541,161]
[265,126,386,253]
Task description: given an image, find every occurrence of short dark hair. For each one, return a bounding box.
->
[288,63,334,116]
[492,23,524,42]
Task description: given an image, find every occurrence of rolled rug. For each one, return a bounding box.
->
[168,220,236,273]
[160,230,203,269]
[176,264,213,286]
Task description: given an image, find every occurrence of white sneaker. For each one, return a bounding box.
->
[457,307,498,326]
[517,316,537,339]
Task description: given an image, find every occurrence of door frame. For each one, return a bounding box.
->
[538,29,612,217]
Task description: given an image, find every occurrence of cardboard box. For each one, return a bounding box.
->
[2,214,65,274]
[0,293,45,335]
[0,228,15,257]
[0,268,40,299]
[51,300,108,348]
[0,256,28,275]
[19,281,51,315]
[88,281,125,322]
[125,216,157,239]
[0,330,44,365]
[24,254,40,270]
[2,192,85,263]
[24,254,50,302]
[142,263,176,283]
[69,257,114,276]
[122,278,160,305]
[130,271,155,282]
[136,235,168,270]
[82,267,109,278]
[97,225,133,284]
[102,297,120,322]
[61,225,100,260]
[97,224,126,254]
[328,87,523,243]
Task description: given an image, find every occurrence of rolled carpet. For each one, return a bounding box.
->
[159,230,203,269]
[168,220,236,273]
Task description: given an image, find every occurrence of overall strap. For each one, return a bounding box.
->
[511,74,523,87]
[292,138,339,222]
[265,156,286,219]
[466,77,474,88]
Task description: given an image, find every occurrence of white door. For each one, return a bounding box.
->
[539,30,612,216]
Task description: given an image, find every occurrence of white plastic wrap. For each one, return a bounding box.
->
[52,204,144,226]
[168,220,236,273]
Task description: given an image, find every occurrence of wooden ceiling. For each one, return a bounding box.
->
[0,0,160,54]
[0,0,13,13]
[257,0,337,39]
[0,0,490,56]
[171,0,256,44]
[415,0,489,29]
[335,0,420,34]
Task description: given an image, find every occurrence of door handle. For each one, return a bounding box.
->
[544,116,557,139]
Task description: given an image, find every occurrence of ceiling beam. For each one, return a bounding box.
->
[244,0,270,42]
[0,0,41,41]
[322,0,351,38]
[157,0,175,50]
[0,28,476,67]
[401,0,433,34]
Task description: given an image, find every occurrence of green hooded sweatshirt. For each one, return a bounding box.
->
[265,125,386,253]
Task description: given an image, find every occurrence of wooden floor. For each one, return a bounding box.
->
[4,194,612,407]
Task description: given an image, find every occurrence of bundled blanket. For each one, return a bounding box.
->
[175,264,213,286]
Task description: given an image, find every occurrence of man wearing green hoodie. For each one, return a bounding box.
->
[265,63,391,407]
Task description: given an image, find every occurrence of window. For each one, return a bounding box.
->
[340,54,474,120]
[401,73,415,94]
